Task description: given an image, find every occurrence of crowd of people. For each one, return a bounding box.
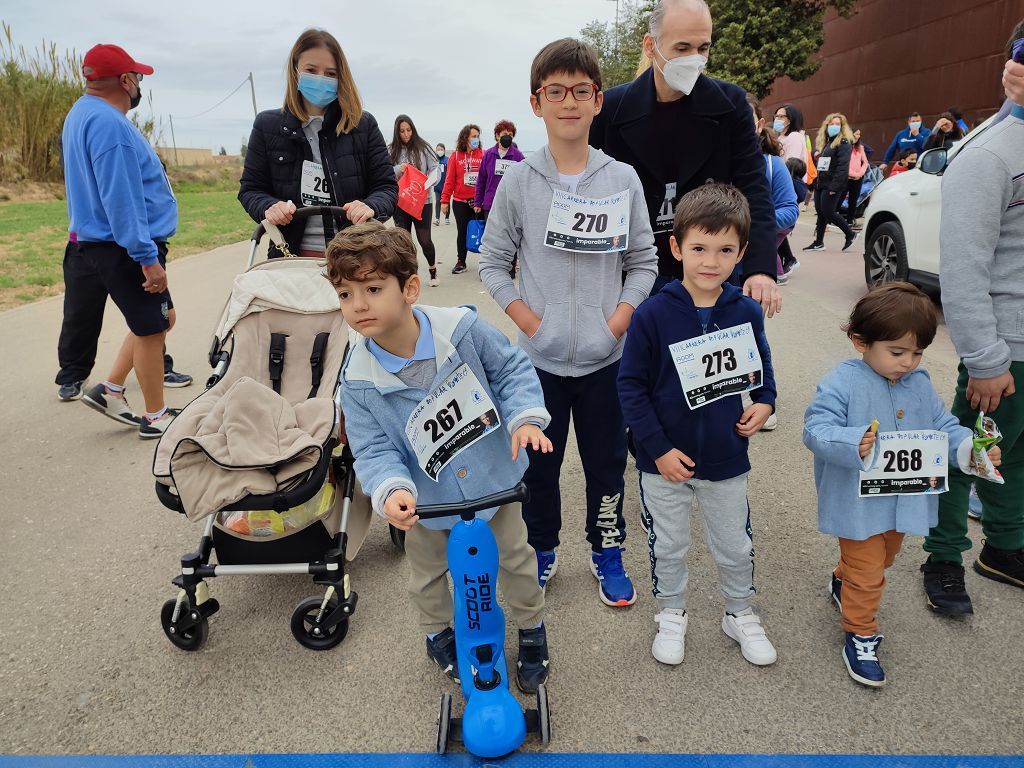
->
[51,0,1024,701]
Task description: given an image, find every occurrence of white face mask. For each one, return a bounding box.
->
[654,43,707,95]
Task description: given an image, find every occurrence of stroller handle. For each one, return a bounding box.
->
[413,482,530,522]
[249,205,351,245]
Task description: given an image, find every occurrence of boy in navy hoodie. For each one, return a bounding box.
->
[617,183,777,668]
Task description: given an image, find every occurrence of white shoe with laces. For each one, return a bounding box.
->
[652,609,688,665]
[722,608,777,666]
[761,413,778,431]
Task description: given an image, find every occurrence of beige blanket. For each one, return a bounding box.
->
[168,376,336,521]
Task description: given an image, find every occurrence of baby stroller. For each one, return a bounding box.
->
[152,206,372,651]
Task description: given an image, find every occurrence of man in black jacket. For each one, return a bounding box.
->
[590,0,780,317]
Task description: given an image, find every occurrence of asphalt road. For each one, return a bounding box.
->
[1,213,1021,757]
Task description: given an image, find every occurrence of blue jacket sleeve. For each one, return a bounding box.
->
[882,131,904,164]
[803,370,873,469]
[340,385,415,513]
[617,309,674,462]
[748,307,777,410]
[769,155,799,231]
[470,316,550,434]
[92,142,159,265]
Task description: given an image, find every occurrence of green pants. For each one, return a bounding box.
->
[924,360,1024,564]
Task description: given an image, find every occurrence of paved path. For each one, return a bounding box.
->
[1,214,1021,758]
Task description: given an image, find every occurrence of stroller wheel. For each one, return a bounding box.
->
[536,683,551,746]
[290,595,349,650]
[435,692,452,754]
[389,524,406,551]
[160,598,209,651]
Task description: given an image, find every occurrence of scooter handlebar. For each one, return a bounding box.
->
[413,482,530,521]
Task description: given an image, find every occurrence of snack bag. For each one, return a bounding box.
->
[968,412,1004,484]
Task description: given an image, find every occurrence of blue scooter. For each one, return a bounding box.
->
[412,482,551,757]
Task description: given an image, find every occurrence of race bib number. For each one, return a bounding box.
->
[816,156,832,172]
[494,159,514,176]
[404,364,500,481]
[859,430,948,497]
[655,182,677,233]
[301,160,331,206]
[669,323,762,410]
[545,189,630,253]
[464,171,479,187]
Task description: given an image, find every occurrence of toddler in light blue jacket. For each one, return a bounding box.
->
[804,283,1001,688]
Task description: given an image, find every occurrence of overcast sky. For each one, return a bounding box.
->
[6,0,625,154]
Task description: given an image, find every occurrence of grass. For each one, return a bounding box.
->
[0,169,254,310]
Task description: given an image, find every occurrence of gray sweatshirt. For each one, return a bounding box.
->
[478,145,658,377]
[939,107,1024,378]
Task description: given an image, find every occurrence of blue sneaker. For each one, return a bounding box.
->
[968,484,983,521]
[590,547,637,607]
[164,370,193,388]
[843,632,886,687]
[829,573,842,611]
[537,550,558,590]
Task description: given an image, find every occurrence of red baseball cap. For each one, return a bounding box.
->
[81,44,154,80]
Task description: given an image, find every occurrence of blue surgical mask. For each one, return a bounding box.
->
[827,124,840,138]
[297,72,338,109]
[909,121,922,131]
[772,119,786,133]
[469,137,480,150]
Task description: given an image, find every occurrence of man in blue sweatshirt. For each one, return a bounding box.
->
[880,112,931,171]
[57,44,181,438]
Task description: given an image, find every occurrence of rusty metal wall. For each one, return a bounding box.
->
[763,0,1024,157]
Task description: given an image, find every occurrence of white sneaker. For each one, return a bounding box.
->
[722,608,777,666]
[761,413,778,431]
[652,609,688,665]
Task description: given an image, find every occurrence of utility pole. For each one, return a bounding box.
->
[248,72,258,118]
[168,114,179,166]
[608,0,620,53]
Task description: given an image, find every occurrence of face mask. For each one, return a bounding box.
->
[909,121,922,131]
[297,72,338,109]
[654,44,707,95]
[499,134,513,148]
[772,119,786,133]
[437,151,445,159]
[469,137,480,150]
[129,84,142,111]
[827,124,841,138]
[906,162,916,169]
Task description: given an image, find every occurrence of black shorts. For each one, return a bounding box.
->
[75,241,172,336]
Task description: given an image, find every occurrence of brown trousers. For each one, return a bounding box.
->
[405,503,545,634]
[835,531,906,635]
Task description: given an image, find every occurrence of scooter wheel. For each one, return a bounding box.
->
[436,692,452,754]
[389,524,406,551]
[536,683,550,746]
[290,596,349,650]
[160,598,209,651]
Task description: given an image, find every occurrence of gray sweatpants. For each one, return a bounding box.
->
[637,471,755,614]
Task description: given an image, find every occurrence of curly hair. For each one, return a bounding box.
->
[493,119,516,137]
[324,220,418,289]
[455,124,482,153]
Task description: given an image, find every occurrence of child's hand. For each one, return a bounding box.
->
[988,445,1002,467]
[655,449,695,482]
[858,428,877,459]
[383,489,418,531]
[735,403,773,437]
[512,424,553,461]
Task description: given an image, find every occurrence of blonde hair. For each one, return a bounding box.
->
[815,112,855,150]
[284,29,363,135]
[636,47,652,77]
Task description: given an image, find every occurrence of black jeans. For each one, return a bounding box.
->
[814,187,854,243]
[522,362,628,553]
[393,203,436,268]
[452,200,473,265]
[843,176,864,224]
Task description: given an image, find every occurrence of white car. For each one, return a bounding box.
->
[861,116,996,291]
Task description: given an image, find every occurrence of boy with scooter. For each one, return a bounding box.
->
[332,220,554,694]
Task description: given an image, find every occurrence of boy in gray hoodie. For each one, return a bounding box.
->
[479,38,658,606]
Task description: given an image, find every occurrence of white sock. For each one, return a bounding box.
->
[145,407,168,422]
[426,630,441,641]
[103,381,125,396]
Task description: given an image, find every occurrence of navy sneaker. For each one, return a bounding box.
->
[829,573,843,611]
[967,485,983,521]
[590,547,637,607]
[842,632,886,687]
[164,370,193,388]
[516,624,550,694]
[58,380,85,401]
[537,549,558,590]
[426,627,459,683]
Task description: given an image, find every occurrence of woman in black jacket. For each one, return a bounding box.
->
[923,111,964,152]
[238,29,397,257]
[805,113,857,252]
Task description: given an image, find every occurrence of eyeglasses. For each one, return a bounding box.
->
[130,72,144,82]
[534,82,599,103]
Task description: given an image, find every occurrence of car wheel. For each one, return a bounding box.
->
[864,221,909,288]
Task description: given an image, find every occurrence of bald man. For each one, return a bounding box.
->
[590,0,780,318]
